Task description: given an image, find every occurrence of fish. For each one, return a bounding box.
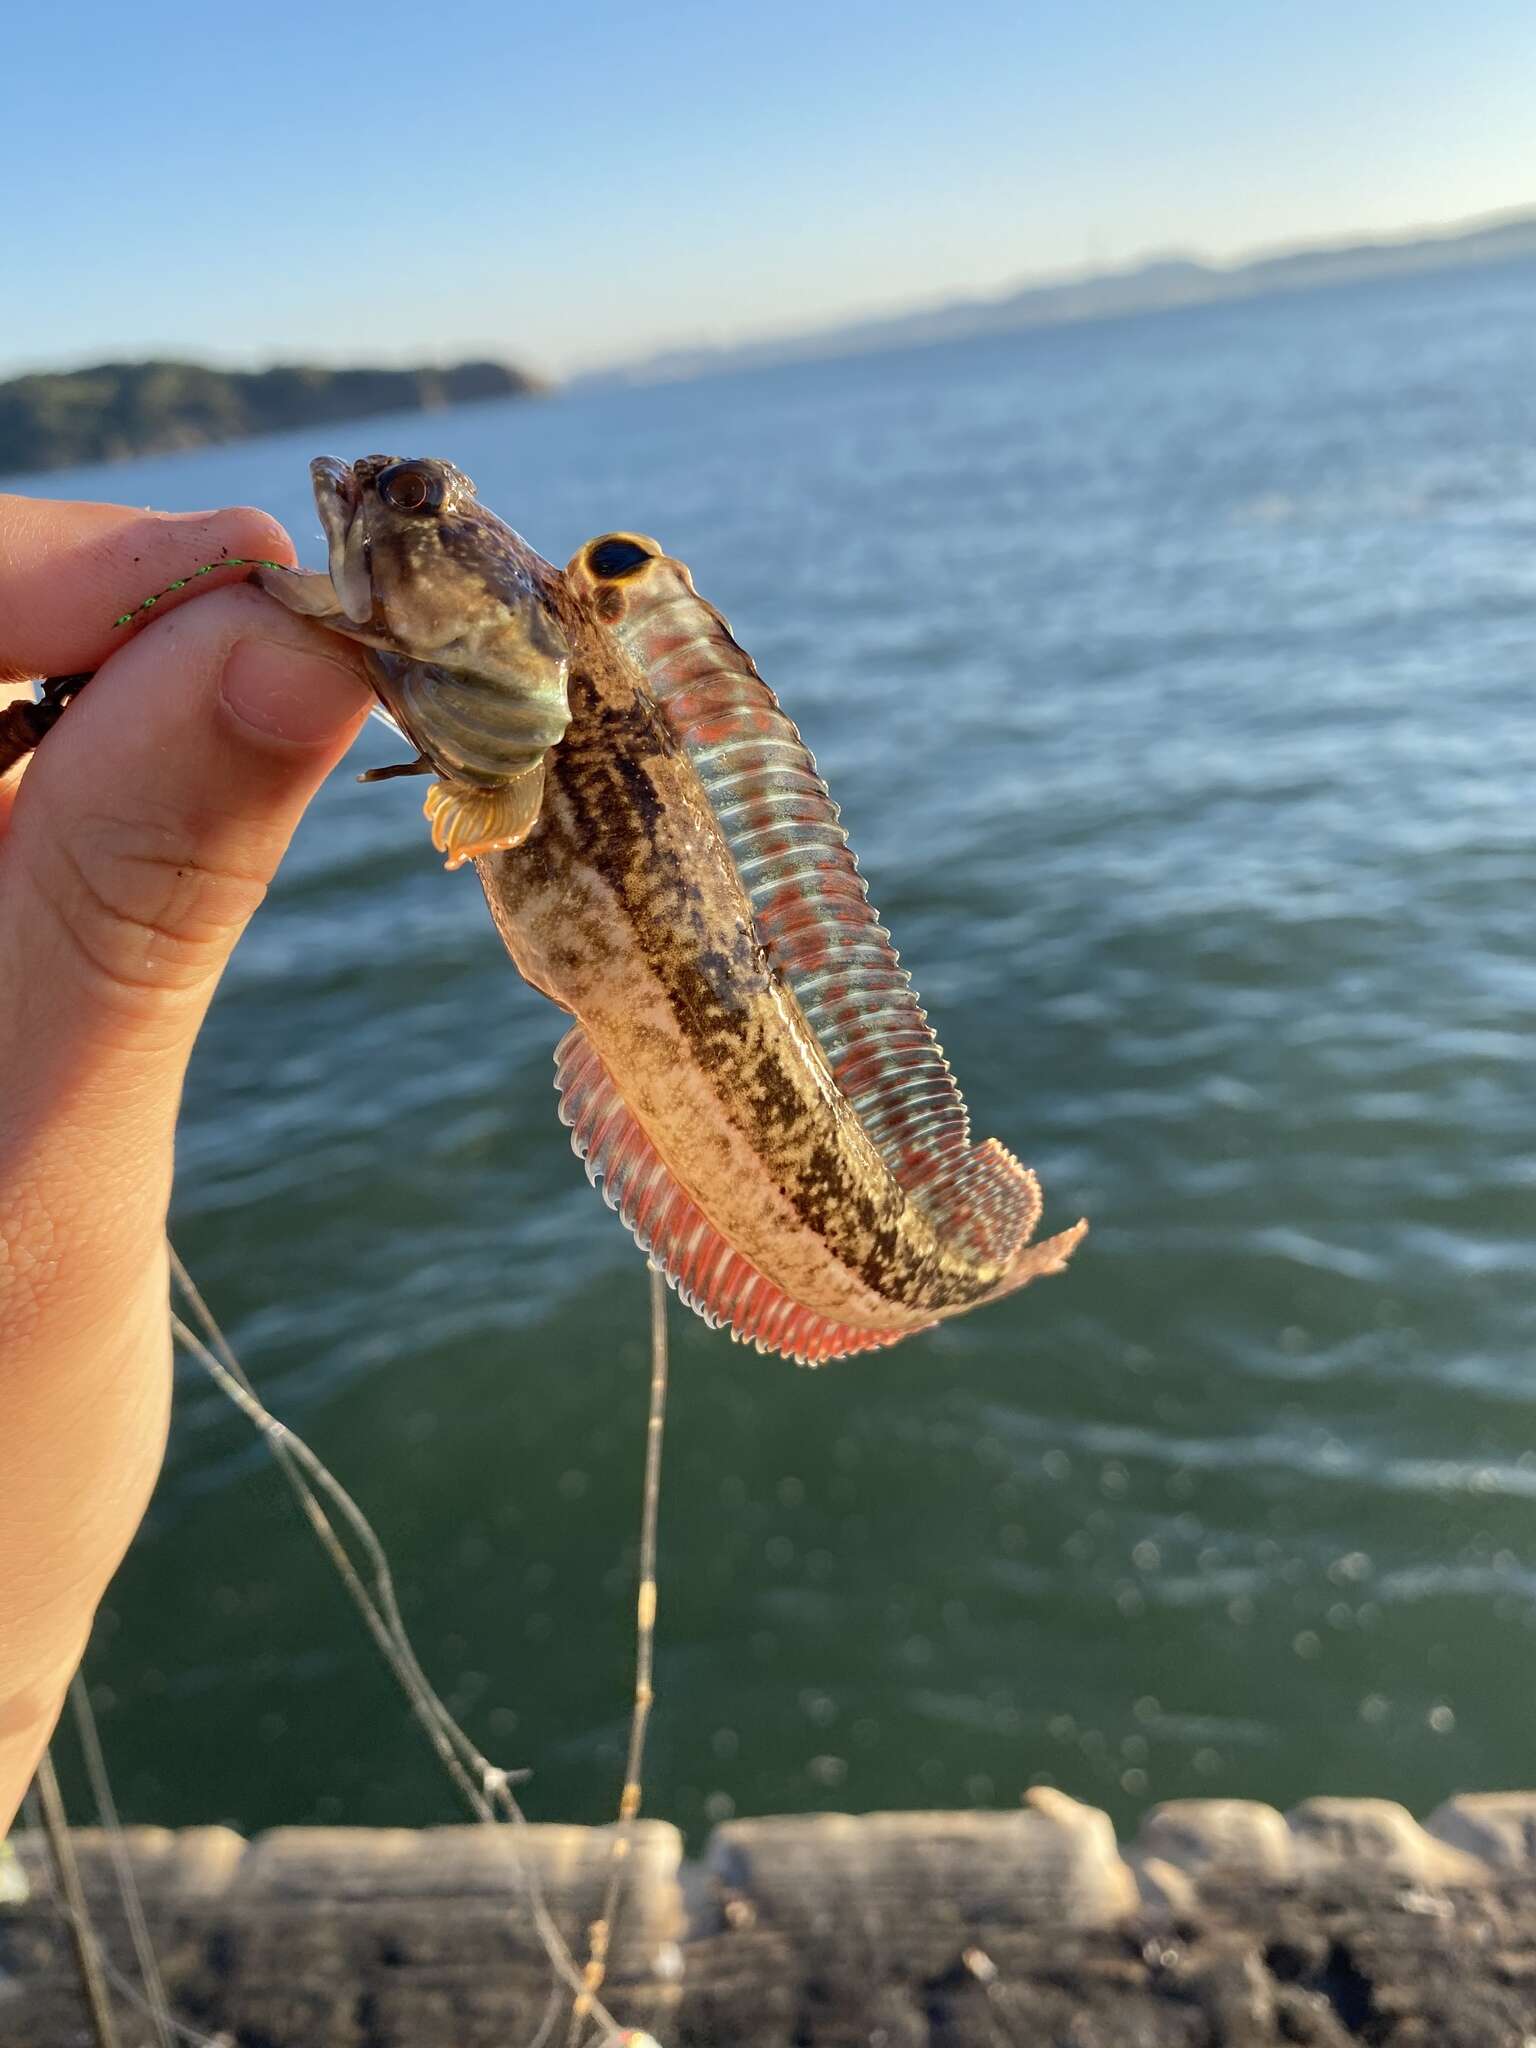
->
[258,455,1086,1364]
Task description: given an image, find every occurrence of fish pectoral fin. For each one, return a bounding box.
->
[556,1024,911,1366]
[424,764,546,870]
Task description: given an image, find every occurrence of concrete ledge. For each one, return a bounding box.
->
[6,1793,1536,2043]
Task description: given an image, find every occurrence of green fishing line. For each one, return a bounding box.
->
[112,557,289,629]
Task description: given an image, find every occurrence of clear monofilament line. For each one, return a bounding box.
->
[32,1751,121,2048]
[569,1265,671,2048]
[166,1246,634,2045]
[22,1768,228,2048]
[68,1673,176,2048]
[168,1249,493,1816]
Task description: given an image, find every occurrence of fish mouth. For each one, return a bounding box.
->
[309,456,374,626]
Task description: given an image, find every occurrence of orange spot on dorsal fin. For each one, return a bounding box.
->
[554,1024,915,1365]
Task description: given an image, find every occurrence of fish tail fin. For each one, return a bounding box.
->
[987,1216,1089,1301]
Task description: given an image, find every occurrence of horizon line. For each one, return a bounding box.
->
[7,195,1535,390]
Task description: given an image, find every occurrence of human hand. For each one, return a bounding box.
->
[0,493,373,1832]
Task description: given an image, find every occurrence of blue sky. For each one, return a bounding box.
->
[11,0,1535,379]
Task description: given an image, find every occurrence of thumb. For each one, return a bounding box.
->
[0,580,372,1170]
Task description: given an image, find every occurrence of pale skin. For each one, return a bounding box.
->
[0,494,374,1835]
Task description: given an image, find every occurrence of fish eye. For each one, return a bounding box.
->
[586,535,654,580]
[377,463,444,514]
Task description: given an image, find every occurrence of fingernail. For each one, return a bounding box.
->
[167,505,278,530]
[221,634,371,746]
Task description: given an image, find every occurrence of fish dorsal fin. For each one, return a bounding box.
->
[576,538,1038,1261]
[555,1025,914,1365]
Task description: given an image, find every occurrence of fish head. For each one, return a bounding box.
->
[307,453,566,695]
[257,455,574,866]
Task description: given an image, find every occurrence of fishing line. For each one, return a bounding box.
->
[20,1781,231,2048]
[114,561,410,755]
[114,566,410,743]
[166,1246,644,2045]
[68,1671,177,2048]
[569,1265,670,2046]
[30,1752,121,2048]
[168,1250,501,1818]
[32,1262,641,2047]
[110,558,290,630]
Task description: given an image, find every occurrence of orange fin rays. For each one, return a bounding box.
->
[425,764,546,870]
[554,1025,918,1366]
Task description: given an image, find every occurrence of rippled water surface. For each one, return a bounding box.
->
[22,257,1536,1840]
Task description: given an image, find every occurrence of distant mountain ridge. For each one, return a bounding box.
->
[585,207,1536,387]
[0,358,543,477]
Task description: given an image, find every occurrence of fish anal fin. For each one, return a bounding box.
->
[555,1024,913,1365]
[425,764,546,870]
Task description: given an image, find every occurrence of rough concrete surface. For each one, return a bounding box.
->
[6,1791,1536,2045]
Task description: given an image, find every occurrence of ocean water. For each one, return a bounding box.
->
[17,255,1536,1845]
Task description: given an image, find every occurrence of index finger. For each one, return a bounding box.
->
[0,495,298,684]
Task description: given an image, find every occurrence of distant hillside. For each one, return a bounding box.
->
[588,207,1536,387]
[0,358,544,476]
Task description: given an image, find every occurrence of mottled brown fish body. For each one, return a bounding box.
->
[476,604,990,1332]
